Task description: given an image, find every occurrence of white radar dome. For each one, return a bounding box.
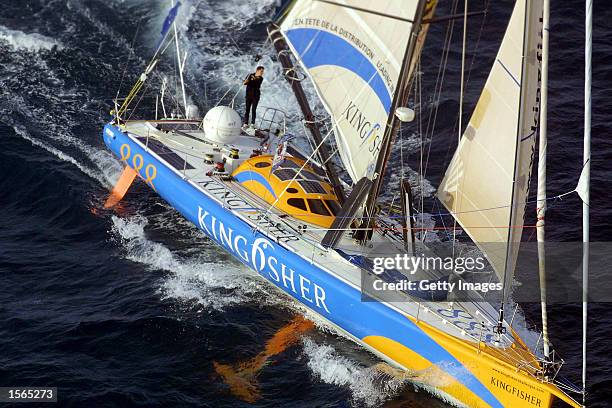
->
[202,106,242,144]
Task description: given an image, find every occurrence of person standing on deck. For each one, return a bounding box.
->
[242,66,264,128]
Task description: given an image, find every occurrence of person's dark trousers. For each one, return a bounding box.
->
[244,95,259,125]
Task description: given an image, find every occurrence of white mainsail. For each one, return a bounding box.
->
[437,0,543,288]
[278,0,434,182]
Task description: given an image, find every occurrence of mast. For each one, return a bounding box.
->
[582,0,592,402]
[267,25,346,203]
[359,0,429,240]
[537,0,551,360]
[172,0,188,115]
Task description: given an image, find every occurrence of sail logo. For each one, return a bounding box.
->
[197,206,331,314]
[342,101,382,155]
[520,12,544,197]
[522,14,543,143]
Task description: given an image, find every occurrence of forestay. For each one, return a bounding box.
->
[277,0,424,182]
[437,0,543,289]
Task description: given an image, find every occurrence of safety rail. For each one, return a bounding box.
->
[255,106,287,139]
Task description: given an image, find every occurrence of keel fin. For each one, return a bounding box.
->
[104,166,138,209]
[214,315,314,402]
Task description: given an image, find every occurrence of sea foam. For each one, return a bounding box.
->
[0,26,63,52]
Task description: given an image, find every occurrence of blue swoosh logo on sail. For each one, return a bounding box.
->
[285,28,392,113]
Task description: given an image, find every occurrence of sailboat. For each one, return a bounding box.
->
[101,0,591,406]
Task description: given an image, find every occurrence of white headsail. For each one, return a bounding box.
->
[437,0,543,289]
[278,0,435,182]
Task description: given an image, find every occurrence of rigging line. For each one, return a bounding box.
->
[314,0,414,24]
[238,202,568,226]
[290,187,575,223]
[118,32,177,118]
[445,1,488,143]
[423,0,487,189]
[126,81,152,122]
[425,189,575,219]
[172,0,188,116]
[461,0,489,103]
[416,55,425,235]
[422,0,459,183]
[399,70,409,185]
[215,84,240,107]
[131,72,173,119]
[116,18,143,101]
[453,0,468,260]
[419,58,425,233]
[226,32,243,52]
[229,85,244,109]
[424,0,490,236]
[423,0,458,138]
[444,1,490,163]
[435,199,454,242]
[291,187,575,224]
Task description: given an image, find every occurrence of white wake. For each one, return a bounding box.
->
[0,25,63,52]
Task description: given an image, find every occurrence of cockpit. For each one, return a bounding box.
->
[232,155,340,228]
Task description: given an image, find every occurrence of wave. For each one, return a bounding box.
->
[9,124,116,188]
[302,337,411,407]
[110,214,299,312]
[0,25,63,52]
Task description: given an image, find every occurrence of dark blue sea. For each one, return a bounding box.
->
[1,1,610,406]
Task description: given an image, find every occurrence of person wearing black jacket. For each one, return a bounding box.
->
[243,66,264,127]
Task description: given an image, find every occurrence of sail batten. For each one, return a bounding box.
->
[437,0,543,288]
[278,0,426,182]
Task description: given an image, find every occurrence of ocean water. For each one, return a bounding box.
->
[0,0,610,406]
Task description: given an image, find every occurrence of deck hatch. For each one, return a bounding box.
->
[299,180,327,194]
[301,170,319,181]
[278,160,299,169]
[273,168,297,181]
[155,122,200,131]
[137,137,194,170]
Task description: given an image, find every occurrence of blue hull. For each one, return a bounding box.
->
[103,123,503,408]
